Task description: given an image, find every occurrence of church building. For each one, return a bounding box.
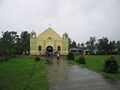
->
[30,27,68,55]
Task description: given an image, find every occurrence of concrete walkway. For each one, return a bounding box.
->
[46,57,120,90]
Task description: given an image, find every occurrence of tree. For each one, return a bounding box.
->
[85,41,90,49]
[81,43,85,49]
[86,37,96,53]
[0,37,3,56]
[116,41,120,54]
[0,31,18,59]
[108,41,116,54]
[78,43,80,47]
[14,36,22,55]
[20,31,30,55]
[71,40,77,48]
[97,37,109,54]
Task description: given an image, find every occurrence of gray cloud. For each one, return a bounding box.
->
[0,0,120,43]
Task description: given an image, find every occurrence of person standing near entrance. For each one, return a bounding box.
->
[45,51,53,64]
[57,52,60,64]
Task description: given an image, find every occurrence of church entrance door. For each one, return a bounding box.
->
[46,46,53,53]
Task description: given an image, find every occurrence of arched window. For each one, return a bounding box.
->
[57,46,61,51]
[31,34,35,37]
[32,34,35,37]
[38,45,42,51]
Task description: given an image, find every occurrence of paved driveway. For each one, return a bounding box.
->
[46,57,120,90]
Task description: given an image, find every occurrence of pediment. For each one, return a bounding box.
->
[38,27,62,40]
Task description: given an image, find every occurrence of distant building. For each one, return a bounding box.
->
[30,27,68,55]
[70,47,84,54]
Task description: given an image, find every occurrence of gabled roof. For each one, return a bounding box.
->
[38,27,61,39]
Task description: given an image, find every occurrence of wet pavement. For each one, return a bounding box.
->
[46,57,120,90]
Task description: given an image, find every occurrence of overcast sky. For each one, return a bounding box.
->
[0,0,120,43]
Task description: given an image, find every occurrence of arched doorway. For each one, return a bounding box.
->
[46,46,53,52]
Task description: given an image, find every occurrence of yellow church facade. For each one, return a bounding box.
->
[30,27,68,55]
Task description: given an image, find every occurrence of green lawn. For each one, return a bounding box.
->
[0,56,48,90]
[69,55,120,80]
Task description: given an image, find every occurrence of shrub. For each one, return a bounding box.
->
[67,52,75,60]
[104,56,119,73]
[78,55,86,64]
[35,56,40,62]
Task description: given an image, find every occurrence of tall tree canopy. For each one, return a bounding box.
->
[0,31,30,61]
[97,37,109,52]
[0,31,18,56]
[85,36,96,53]
[71,40,77,48]
[20,31,30,55]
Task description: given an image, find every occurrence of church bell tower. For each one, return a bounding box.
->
[30,31,36,55]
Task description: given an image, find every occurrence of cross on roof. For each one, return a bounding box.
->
[49,24,51,27]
